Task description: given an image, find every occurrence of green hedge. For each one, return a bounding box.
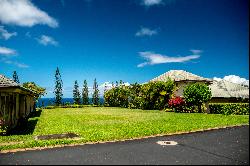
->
[209,103,249,115]
[104,80,175,110]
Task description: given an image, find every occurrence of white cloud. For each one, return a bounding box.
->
[137,50,201,67]
[14,61,29,68]
[213,75,249,86]
[0,26,17,40]
[100,82,113,88]
[213,77,222,82]
[0,0,58,28]
[0,58,29,68]
[190,49,202,55]
[135,27,158,37]
[37,35,58,46]
[141,0,175,7]
[123,82,130,86]
[141,0,163,6]
[0,46,29,68]
[0,46,17,55]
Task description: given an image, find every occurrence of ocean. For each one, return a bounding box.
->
[37,98,105,107]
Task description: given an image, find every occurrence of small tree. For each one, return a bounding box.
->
[92,78,99,105]
[12,71,20,84]
[73,80,81,104]
[54,67,63,106]
[23,82,46,110]
[82,80,89,105]
[183,83,212,113]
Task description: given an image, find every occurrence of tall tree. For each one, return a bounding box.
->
[54,67,63,106]
[12,71,19,84]
[82,80,89,105]
[73,80,81,104]
[92,78,99,105]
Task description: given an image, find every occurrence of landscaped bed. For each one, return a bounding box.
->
[0,107,249,151]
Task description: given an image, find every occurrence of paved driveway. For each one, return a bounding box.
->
[0,125,249,165]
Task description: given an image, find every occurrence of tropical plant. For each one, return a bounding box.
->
[22,82,46,100]
[139,80,175,110]
[168,96,185,112]
[104,85,130,108]
[104,79,175,110]
[183,83,212,113]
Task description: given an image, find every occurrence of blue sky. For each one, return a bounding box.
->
[0,0,249,98]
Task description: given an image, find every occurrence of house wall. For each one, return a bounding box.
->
[174,82,197,97]
[175,82,187,97]
[174,81,212,97]
[0,91,35,131]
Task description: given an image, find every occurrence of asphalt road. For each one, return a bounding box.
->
[0,125,249,165]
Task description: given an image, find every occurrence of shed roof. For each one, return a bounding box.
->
[209,80,249,98]
[0,74,19,87]
[0,74,36,94]
[150,70,212,82]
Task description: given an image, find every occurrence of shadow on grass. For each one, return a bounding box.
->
[2,119,38,136]
[29,109,42,118]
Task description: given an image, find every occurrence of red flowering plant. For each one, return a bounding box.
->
[168,96,186,112]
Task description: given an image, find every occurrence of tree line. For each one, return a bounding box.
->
[12,67,100,106]
[54,67,100,106]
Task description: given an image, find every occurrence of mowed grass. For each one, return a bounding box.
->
[0,107,249,151]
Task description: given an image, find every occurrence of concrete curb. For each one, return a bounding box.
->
[0,124,248,154]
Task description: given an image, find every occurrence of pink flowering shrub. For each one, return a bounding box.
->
[168,96,186,112]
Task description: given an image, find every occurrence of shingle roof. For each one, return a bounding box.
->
[0,74,36,94]
[150,70,212,82]
[209,80,249,98]
[0,74,19,87]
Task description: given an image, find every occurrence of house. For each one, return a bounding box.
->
[149,70,249,103]
[209,79,249,103]
[0,74,36,131]
[150,70,213,97]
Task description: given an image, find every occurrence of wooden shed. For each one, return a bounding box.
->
[0,74,36,131]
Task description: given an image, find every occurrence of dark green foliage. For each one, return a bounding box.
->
[104,85,130,108]
[183,83,212,113]
[92,78,99,105]
[104,80,175,110]
[23,82,46,100]
[82,80,89,105]
[73,80,81,104]
[54,67,63,106]
[209,103,249,115]
[139,81,175,110]
[128,82,142,109]
[12,71,19,84]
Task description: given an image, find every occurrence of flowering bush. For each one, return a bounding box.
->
[168,96,185,112]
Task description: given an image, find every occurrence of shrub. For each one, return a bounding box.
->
[139,81,175,110]
[104,80,175,110]
[168,96,186,112]
[209,103,249,115]
[104,86,130,108]
[183,83,212,113]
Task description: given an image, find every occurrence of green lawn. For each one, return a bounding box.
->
[0,107,249,151]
